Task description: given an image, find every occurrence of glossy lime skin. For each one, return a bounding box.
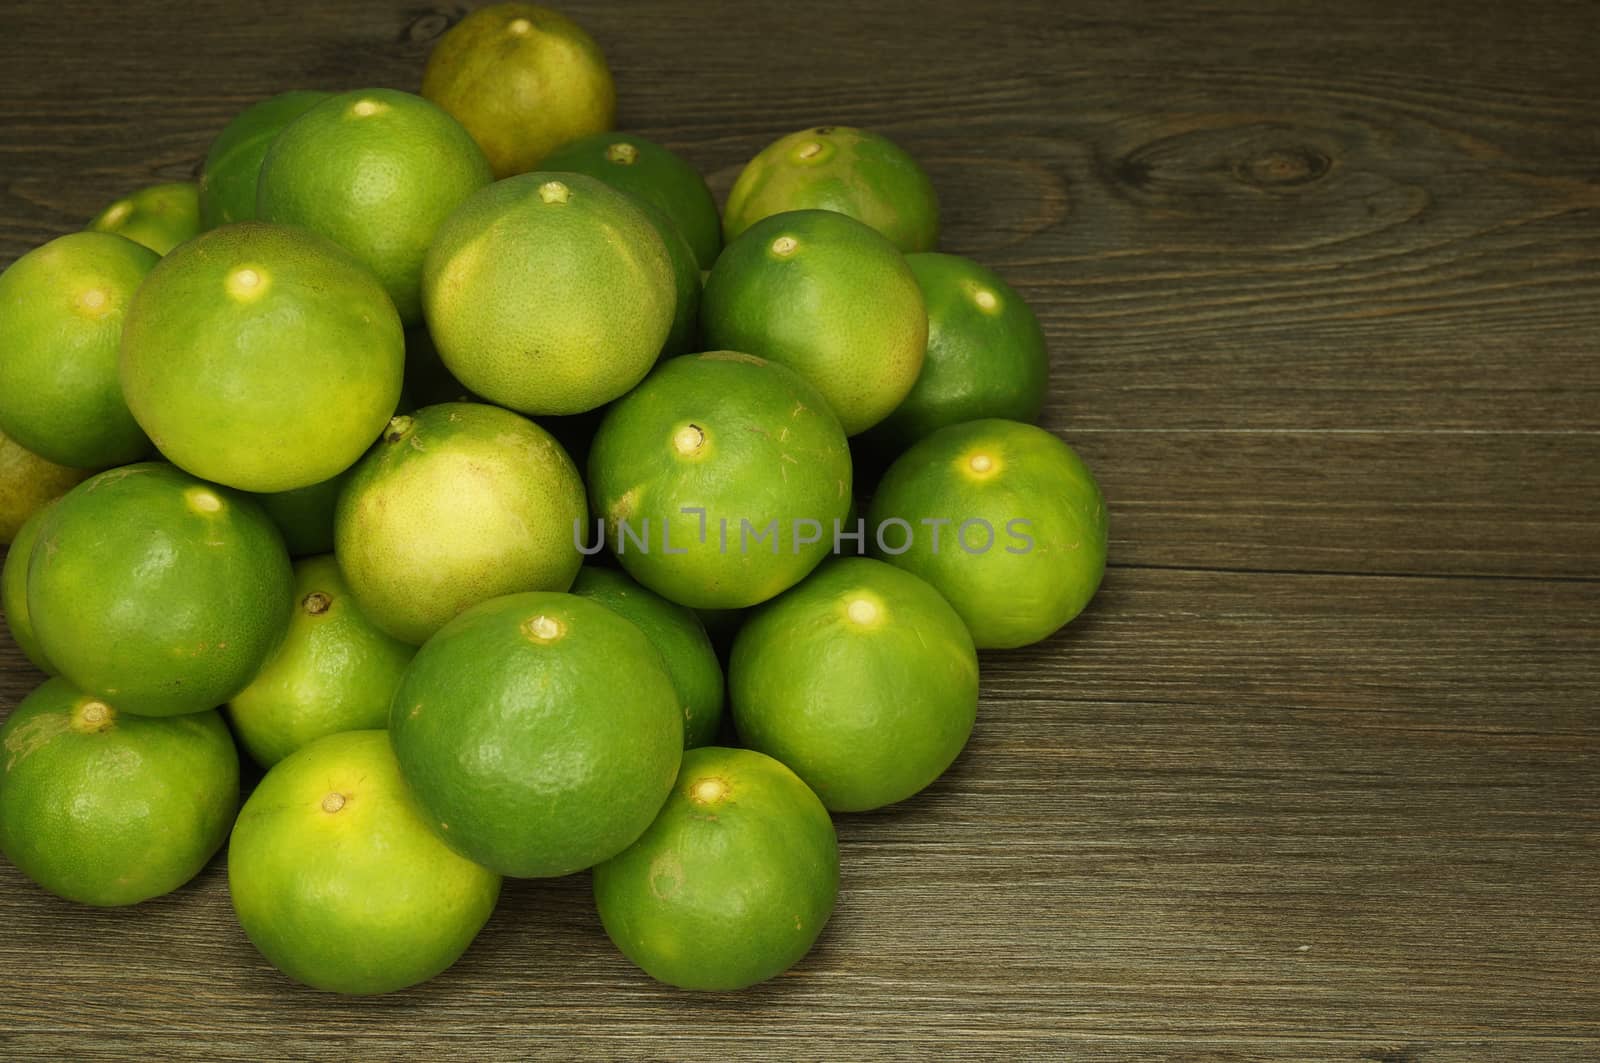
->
[871,253,1049,451]
[0,428,87,545]
[593,746,838,991]
[588,351,853,610]
[421,172,676,416]
[87,182,201,256]
[29,463,294,717]
[0,678,239,906]
[199,90,331,229]
[119,222,405,493]
[730,558,978,811]
[723,125,939,253]
[254,472,346,558]
[229,730,501,994]
[228,556,415,768]
[335,403,587,645]
[867,419,1108,649]
[570,566,723,748]
[701,210,927,435]
[3,499,58,673]
[257,88,493,324]
[389,592,683,878]
[0,231,157,469]
[541,132,721,269]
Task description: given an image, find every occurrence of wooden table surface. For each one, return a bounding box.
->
[2,1,1597,1059]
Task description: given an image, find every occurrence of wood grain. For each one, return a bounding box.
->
[1,0,1597,1059]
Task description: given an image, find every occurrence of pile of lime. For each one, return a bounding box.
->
[0,2,1106,995]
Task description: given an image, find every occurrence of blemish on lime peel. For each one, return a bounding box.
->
[226,266,269,302]
[507,17,533,35]
[539,180,570,205]
[770,235,799,258]
[963,451,1001,480]
[844,593,887,629]
[100,201,132,225]
[606,142,639,166]
[689,776,729,804]
[302,592,332,616]
[76,287,111,317]
[672,423,706,456]
[523,614,565,643]
[797,141,824,160]
[186,488,224,515]
[971,287,1000,313]
[72,699,115,733]
[384,415,414,444]
[321,792,347,814]
[350,98,386,118]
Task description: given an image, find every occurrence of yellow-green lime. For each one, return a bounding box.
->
[869,253,1048,451]
[390,592,683,878]
[119,222,405,493]
[227,556,415,768]
[0,678,238,906]
[570,566,723,748]
[257,88,493,324]
[701,210,927,435]
[724,125,939,252]
[29,463,293,717]
[87,182,201,256]
[335,403,586,645]
[867,419,1107,649]
[730,557,978,811]
[593,746,838,991]
[587,351,853,610]
[630,196,702,358]
[229,730,501,994]
[422,172,675,415]
[199,90,331,228]
[3,499,61,673]
[541,132,721,268]
[0,428,88,544]
[421,3,615,178]
[0,231,157,469]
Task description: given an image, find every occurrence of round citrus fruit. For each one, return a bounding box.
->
[229,729,501,994]
[0,678,239,906]
[119,222,405,493]
[422,172,675,415]
[867,418,1108,649]
[29,463,293,717]
[723,125,939,253]
[730,557,978,811]
[390,592,683,878]
[570,565,723,748]
[257,88,493,324]
[228,556,415,768]
[593,746,838,990]
[421,3,615,178]
[869,252,1049,451]
[335,403,586,645]
[588,351,853,610]
[198,90,331,229]
[541,132,721,269]
[3,499,60,673]
[0,231,156,469]
[87,181,201,256]
[253,471,346,558]
[0,427,88,544]
[632,196,702,359]
[701,210,927,435]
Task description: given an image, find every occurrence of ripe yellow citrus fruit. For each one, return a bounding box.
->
[0,428,88,544]
[421,3,615,178]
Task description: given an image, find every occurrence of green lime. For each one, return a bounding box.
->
[390,592,682,878]
[3,499,61,673]
[701,210,927,435]
[570,566,723,748]
[335,403,586,645]
[0,427,88,544]
[866,419,1107,649]
[199,90,332,229]
[0,231,157,469]
[253,471,346,558]
[421,3,615,178]
[422,172,675,415]
[593,746,838,990]
[229,730,500,994]
[588,351,853,610]
[632,197,702,359]
[87,182,201,256]
[730,558,978,811]
[869,253,1048,451]
[723,125,939,253]
[120,222,405,493]
[541,133,721,269]
[228,556,414,768]
[29,463,293,717]
[257,89,493,324]
[0,678,238,906]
